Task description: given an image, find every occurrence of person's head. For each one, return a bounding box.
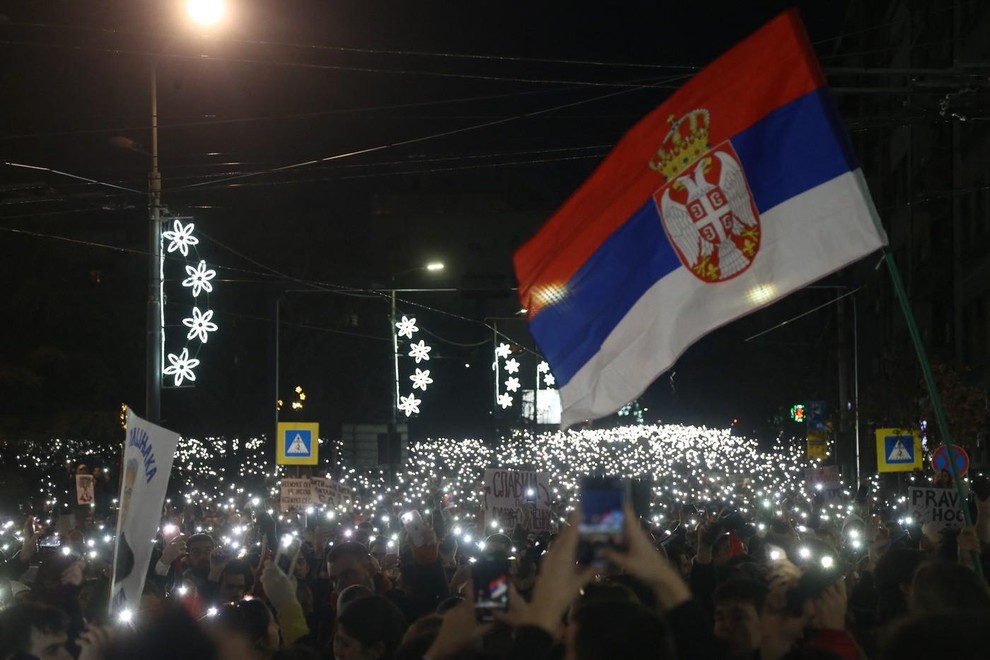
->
[327,542,375,593]
[879,610,990,660]
[713,578,768,659]
[0,601,71,660]
[369,539,389,565]
[568,581,639,625]
[874,548,926,621]
[565,601,674,660]
[220,559,255,603]
[185,533,215,571]
[212,598,279,659]
[334,595,407,660]
[909,561,990,614]
[395,615,444,660]
[485,534,512,556]
[293,553,311,580]
[336,584,374,616]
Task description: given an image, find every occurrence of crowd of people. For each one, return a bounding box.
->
[1,425,989,659]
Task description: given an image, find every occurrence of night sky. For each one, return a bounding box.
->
[0,1,863,443]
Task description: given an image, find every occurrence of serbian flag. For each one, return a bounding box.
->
[514,10,887,429]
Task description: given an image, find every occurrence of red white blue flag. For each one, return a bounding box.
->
[514,10,887,428]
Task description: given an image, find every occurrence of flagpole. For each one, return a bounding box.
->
[883,250,981,576]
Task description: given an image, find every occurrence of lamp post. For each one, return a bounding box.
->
[144,0,227,423]
[390,262,444,424]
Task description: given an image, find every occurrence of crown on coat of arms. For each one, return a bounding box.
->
[648,108,711,181]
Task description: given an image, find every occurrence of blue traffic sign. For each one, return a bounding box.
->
[883,434,915,464]
[276,422,319,465]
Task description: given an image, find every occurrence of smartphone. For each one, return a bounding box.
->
[39,534,61,549]
[577,476,626,566]
[275,534,302,575]
[472,557,510,622]
[400,510,428,547]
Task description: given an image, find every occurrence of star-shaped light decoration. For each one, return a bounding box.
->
[408,340,432,363]
[537,361,550,374]
[505,376,520,393]
[162,219,200,257]
[544,373,556,387]
[410,368,433,391]
[181,260,217,297]
[504,357,520,374]
[497,393,513,409]
[182,307,219,343]
[397,393,422,417]
[163,348,200,386]
[495,342,512,359]
[395,315,419,339]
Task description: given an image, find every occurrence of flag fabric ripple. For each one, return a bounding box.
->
[514,10,888,429]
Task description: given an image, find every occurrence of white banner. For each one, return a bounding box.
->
[908,487,968,532]
[110,409,180,615]
[482,469,553,532]
[280,476,354,512]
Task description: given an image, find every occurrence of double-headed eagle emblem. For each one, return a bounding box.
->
[650,110,761,283]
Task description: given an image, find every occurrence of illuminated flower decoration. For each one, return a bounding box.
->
[505,377,520,393]
[397,393,422,417]
[395,316,419,339]
[544,373,556,387]
[162,219,199,257]
[504,358,520,374]
[410,368,433,391]
[537,361,550,374]
[497,393,513,409]
[182,260,217,297]
[182,307,218,343]
[163,348,200,386]
[408,340,432,363]
[495,343,512,359]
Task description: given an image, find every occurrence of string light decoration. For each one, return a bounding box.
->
[161,218,219,387]
[394,315,434,417]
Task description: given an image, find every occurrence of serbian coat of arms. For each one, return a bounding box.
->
[649,109,761,283]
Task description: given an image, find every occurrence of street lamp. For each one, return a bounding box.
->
[186,0,226,27]
[145,2,227,423]
[390,262,444,424]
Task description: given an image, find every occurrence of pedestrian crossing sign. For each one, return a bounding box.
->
[875,428,922,473]
[277,422,319,465]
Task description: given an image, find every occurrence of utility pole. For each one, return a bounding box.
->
[145,66,163,423]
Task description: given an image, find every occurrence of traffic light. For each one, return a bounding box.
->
[790,404,806,423]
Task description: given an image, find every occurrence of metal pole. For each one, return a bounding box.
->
[391,288,399,425]
[274,295,281,434]
[145,65,163,423]
[852,293,861,485]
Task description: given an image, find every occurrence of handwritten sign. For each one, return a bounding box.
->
[908,487,967,532]
[280,476,353,512]
[482,469,553,532]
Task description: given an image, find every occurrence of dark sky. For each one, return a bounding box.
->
[0,0,859,441]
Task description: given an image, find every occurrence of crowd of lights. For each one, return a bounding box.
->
[0,425,972,570]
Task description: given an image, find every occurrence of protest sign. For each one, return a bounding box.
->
[280,476,353,511]
[279,478,314,512]
[482,469,553,532]
[908,487,967,532]
[110,409,180,616]
[76,474,95,505]
[805,466,842,503]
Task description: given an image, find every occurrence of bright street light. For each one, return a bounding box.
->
[426,262,445,271]
[186,0,226,27]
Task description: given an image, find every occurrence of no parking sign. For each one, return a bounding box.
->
[931,444,969,477]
